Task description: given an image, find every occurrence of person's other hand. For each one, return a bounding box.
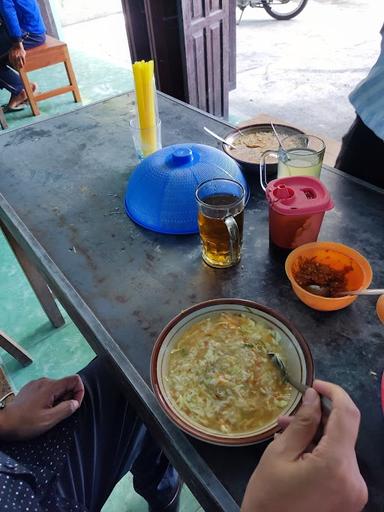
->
[241,380,368,512]
[9,43,26,70]
[0,375,84,441]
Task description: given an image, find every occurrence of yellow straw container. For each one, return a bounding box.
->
[132,60,159,157]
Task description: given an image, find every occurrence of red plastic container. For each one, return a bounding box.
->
[266,176,334,250]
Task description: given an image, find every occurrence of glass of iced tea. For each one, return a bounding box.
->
[196,178,246,268]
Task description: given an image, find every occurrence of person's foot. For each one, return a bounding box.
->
[7,82,38,109]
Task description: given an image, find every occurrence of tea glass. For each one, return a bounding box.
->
[260,134,325,191]
[195,178,245,268]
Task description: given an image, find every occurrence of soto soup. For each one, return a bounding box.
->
[164,312,293,435]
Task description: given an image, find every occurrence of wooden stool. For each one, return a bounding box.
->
[19,35,81,116]
[0,106,8,130]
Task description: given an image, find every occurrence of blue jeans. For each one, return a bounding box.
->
[0,22,45,96]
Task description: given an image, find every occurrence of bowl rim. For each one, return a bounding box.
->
[150,298,314,446]
[285,241,373,301]
[221,123,305,166]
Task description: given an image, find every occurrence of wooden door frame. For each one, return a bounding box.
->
[177,0,232,117]
[121,0,151,63]
[121,0,187,102]
[37,0,61,39]
[39,0,237,116]
[229,0,237,91]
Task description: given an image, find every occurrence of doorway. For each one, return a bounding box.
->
[58,0,134,102]
[0,0,135,131]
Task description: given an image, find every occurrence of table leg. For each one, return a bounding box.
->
[0,331,32,366]
[1,223,65,328]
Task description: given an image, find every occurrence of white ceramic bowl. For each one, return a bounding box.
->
[151,298,314,446]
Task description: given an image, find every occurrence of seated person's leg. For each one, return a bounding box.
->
[56,357,180,512]
[336,115,384,188]
[0,26,41,110]
[22,33,46,50]
[1,70,38,111]
[0,64,24,98]
[0,25,24,106]
[0,21,12,59]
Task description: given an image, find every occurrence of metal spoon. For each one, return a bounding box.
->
[235,126,246,137]
[203,126,236,150]
[305,284,384,297]
[270,122,287,150]
[268,352,332,417]
[271,122,291,164]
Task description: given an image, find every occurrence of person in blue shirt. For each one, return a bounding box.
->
[0,0,46,112]
[336,23,384,189]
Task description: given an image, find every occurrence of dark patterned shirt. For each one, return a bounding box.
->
[0,418,86,511]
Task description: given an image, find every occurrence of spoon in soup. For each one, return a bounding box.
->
[270,123,287,151]
[203,127,236,149]
[268,352,332,417]
[203,126,257,149]
[270,122,292,164]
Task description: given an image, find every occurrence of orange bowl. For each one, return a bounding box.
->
[285,242,372,311]
[376,295,384,324]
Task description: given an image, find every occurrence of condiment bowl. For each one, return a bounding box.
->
[376,295,384,324]
[285,242,373,311]
[151,298,314,446]
[222,123,304,181]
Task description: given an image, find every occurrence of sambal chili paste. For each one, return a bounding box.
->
[294,256,353,297]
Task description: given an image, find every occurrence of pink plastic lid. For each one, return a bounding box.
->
[265,176,334,215]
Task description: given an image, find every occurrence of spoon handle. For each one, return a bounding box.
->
[203,126,236,149]
[270,122,286,150]
[286,375,332,418]
[339,289,384,296]
[268,353,332,418]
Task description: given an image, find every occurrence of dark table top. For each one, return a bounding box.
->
[1,93,383,511]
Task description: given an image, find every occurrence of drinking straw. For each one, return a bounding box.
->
[132,60,158,156]
[133,61,145,127]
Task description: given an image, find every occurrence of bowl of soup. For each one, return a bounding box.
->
[151,298,314,446]
[222,123,304,182]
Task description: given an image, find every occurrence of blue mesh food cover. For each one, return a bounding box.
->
[124,143,249,234]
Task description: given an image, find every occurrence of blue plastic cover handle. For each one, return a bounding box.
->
[172,147,193,166]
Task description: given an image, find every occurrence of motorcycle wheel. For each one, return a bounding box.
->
[262,0,308,20]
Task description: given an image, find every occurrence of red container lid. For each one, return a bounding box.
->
[266,176,334,215]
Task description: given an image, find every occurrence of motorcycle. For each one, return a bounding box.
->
[237,0,308,23]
